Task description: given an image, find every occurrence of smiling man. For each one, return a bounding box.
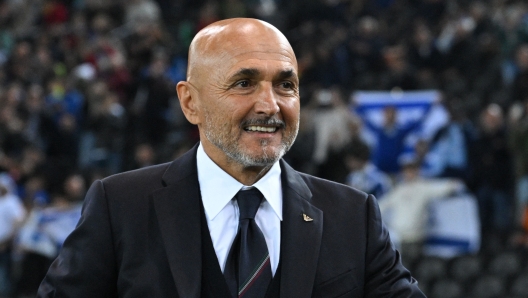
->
[178,19,300,185]
[37,18,424,298]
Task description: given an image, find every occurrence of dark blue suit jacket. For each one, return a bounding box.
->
[38,145,425,297]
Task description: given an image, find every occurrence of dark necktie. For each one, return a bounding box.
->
[224,188,272,298]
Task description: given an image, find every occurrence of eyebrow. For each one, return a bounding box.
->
[228,68,298,82]
[230,68,261,80]
[275,69,298,82]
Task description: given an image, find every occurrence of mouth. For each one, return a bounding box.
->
[242,118,285,133]
[244,125,278,133]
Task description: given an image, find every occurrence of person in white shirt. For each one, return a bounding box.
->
[0,173,26,296]
[379,153,465,250]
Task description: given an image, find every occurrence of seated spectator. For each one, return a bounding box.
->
[345,138,392,199]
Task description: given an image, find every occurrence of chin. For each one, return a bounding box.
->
[233,146,286,167]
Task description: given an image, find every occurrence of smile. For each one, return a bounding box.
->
[244,126,278,132]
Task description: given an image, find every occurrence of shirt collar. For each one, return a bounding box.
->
[196,143,283,221]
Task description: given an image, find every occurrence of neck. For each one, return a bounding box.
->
[201,141,274,186]
[227,162,273,186]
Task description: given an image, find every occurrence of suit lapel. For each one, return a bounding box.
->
[150,147,324,298]
[152,146,202,298]
[279,161,323,298]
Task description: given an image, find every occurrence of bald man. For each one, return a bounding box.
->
[38,19,424,298]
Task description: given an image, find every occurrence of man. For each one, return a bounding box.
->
[38,18,424,297]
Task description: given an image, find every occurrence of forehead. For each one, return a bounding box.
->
[218,46,297,84]
[226,50,297,76]
[196,22,298,77]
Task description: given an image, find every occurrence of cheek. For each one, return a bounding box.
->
[280,98,300,125]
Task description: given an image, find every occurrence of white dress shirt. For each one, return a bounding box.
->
[196,144,283,275]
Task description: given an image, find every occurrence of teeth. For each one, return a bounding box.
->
[246,126,277,132]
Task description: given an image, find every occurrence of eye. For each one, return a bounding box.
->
[281,82,292,88]
[279,81,296,90]
[234,80,251,88]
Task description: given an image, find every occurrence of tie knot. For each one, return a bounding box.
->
[236,188,263,220]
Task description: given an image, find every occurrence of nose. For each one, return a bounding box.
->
[254,83,280,116]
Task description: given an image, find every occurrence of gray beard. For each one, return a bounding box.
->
[203,115,298,167]
[227,138,287,167]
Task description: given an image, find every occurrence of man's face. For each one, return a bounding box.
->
[188,21,300,168]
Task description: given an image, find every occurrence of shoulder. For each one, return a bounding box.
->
[96,162,173,200]
[296,171,370,207]
[103,163,171,187]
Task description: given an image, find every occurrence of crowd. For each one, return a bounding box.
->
[1,0,528,296]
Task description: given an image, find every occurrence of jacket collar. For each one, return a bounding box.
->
[279,160,323,298]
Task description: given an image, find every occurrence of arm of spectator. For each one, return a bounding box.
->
[426,178,466,201]
[401,99,441,135]
[360,115,381,133]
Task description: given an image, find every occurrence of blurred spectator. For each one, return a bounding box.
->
[508,99,528,228]
[379,43,418,90]
[44,77,84,127]
[5,41,33,85]
[309,24,350,88]
[62,173,86,203]
[15,146,48,187]
[470,103,515,240]
[408,21,443,75]
[422,98,476,182]
[18,84,55,151]
[361,104,431,175]
[20,176,50,209]
[283,109,316,175]
[100,52,133,104]
[131,52,174,145]
[15,174,84,297]
[82,90,126,174]
[511,43,528,103]
[307,87,356,183]
[496,2,528,85]
[124,22,170,76]
[0,87,29,160]
[345,138,392,199]
[436,10,480,81]
[132,143,157,169]
[43,0,69,28]
[124,0,161,28]
[0,173,26,297]
[348,16,384,81]
[379,153,465,256]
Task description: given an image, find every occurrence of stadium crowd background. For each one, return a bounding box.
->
[1,0,528,297]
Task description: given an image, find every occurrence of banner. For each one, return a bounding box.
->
[424,194,481,257]
[16,204,82,258]
[351,90,449,149]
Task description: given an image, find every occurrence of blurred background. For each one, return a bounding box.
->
[1,0,528,297]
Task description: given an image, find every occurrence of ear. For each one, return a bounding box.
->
[176,81,201,125]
